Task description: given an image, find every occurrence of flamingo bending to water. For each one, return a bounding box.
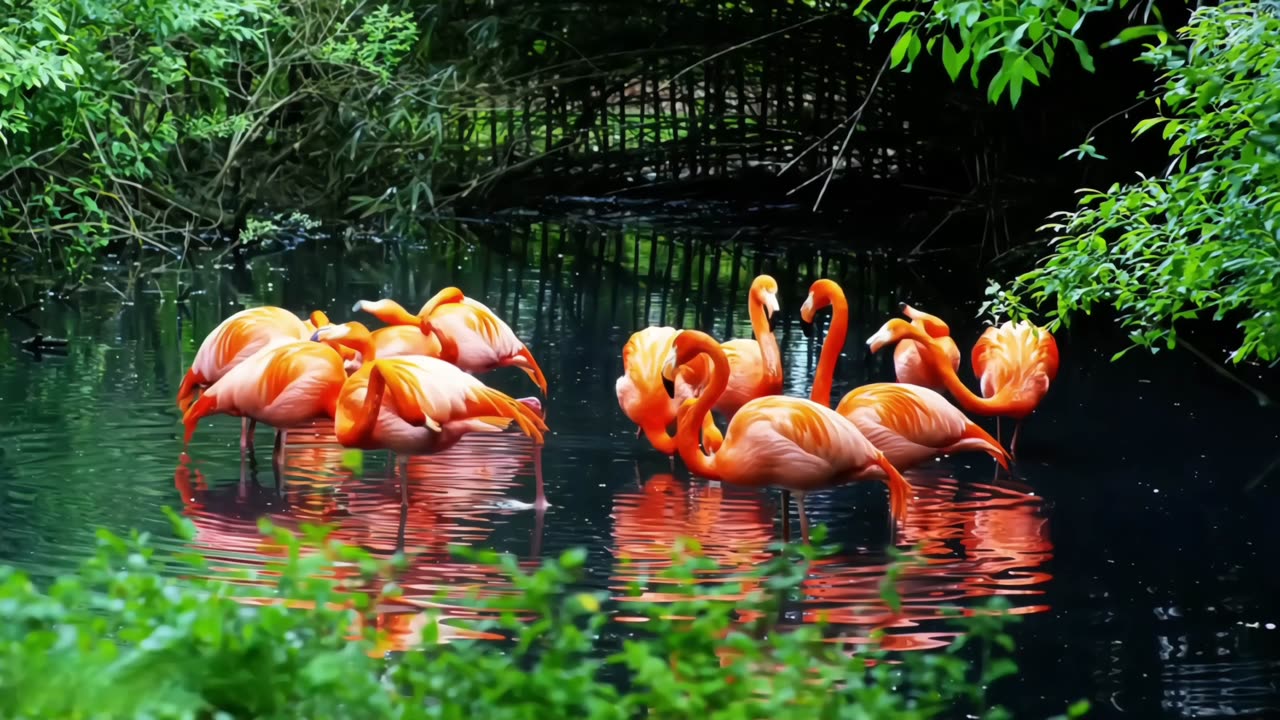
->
[705,275,784,418]
[800,279,1008,472]
[893,303,962,392]
[353,287,547,396]
[616,326,723,454]
[313,322,549,508]
[662,329,910,541]
[181,336,351,470]
[178,306,336,451]
[867,318,1058,456]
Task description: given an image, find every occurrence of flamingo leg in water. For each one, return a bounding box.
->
[995,417,1002,445]
[530,506,545,560]
[1010,420,1023,458]
[397,456,410,507]
[272,429,286,476]
[395,500,407,555]
[780,490,792,543]
[533,445,547,510]
[240,418,258,454]
[796,492,811,545]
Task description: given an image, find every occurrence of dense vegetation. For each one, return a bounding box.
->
[0,514,1088,718]
[3,0,1276,362]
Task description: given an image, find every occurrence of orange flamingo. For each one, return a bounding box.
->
[800,279,1008,472]
[178,306,341,450]
[662,329,910,541]
[867,319,1058,456]
[181,336,351,470]
[313,322,549,507]
[616,326,723,454]
[892,303,962,392]
[705,275,784,418]
[353,287,548,396]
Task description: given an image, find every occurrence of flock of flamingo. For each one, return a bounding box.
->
[178,275,1058,541]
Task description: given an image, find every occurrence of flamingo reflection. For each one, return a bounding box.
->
[610,471,774,617]
[606,467,1051,651]
[172,433,546,652]
[800,469,1052,651]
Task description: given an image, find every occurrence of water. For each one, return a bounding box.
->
[2,214,1278,717]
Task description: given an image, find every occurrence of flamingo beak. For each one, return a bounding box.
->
[309,329,324,342]
[866,325,892,353]
[799,292,816,338]
[661,349,678,399]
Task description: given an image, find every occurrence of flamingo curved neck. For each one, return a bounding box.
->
[676,338,728,480]
[747,295,782,386]
[903,325,1031,416]
[810,291,849,408]
[341,364,387,446]
[642,425,677,455]
[338,335,376,364]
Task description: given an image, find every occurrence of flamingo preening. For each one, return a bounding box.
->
[354,287,548,396]
[893,303,962,393]
[662,329,910,542]
[800,279,1009,472]
[313,322,549,508]
[867,318,1058,457]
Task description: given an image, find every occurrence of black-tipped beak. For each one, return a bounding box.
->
[897,301,908,311]
[800,318,814,338]
[663,375,676,399]
[768,311,781,332]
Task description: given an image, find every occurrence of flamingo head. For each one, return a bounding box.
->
[750,275,781,329]
[866,318,915,354]
[800,279,842,338]
[899,302,952,338]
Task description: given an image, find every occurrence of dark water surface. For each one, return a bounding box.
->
[2,216,1278,717]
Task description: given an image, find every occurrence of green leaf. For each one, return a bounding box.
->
[890,31,913,68]
[941,35,970,82]
[1070,37,1095,72]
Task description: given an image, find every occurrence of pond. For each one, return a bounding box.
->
[2,209,1278,718]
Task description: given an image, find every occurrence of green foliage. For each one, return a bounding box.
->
[856,0,1144,106]
[0,511,1070,719]
[988,2,1280,364]
[0,0,473,273]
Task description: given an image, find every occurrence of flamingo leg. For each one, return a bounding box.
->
[995,417,1002,444]
[796,491,811,545]
[780,490,792,543]
[1009,420,1023,458]
[240,418,257,454]
[533,445,547,510]
[398,456,410,507]
[530,505,545,560]
[272,429,286,476]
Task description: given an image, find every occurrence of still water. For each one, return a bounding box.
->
[1,213,1278,717]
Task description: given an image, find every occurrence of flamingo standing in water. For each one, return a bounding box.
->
[180,328,358,470]
[893,303,962,392]
[615,274,781,454]
[662,329,910,542]
[616,326,723,454]
[178,306,341,451]
[867,318,1058,457]
[799,279,1008,472]
[353,287,548,397]
[312,322,549,508]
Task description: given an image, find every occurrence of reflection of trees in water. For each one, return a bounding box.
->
[173,433,545,651]
[609,469,1052,651]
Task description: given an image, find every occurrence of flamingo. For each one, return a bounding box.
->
[893,303,962,392]
[702,274,784,418]
[800,279,1008,472]
[180,333,353,471]
[867,318,1058,456]
[178,306,339,451]
[616,326,723,454]
[312,322,549,508]
[353,287,548,396]
[662,329,910,542]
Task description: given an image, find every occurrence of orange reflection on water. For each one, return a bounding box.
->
[803,469,1053,651]
[173,433,546,652]
[607,468,1052,650]
[610,472,775,619]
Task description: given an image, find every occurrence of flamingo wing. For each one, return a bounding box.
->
[617,326,679,427]
[375,357,548,444]
[715,396,881,489]
[180,306,310,410]
[372,325,443,359]
[430,300,547,393]
[716,338,780,416]
[972,321,1058,399]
